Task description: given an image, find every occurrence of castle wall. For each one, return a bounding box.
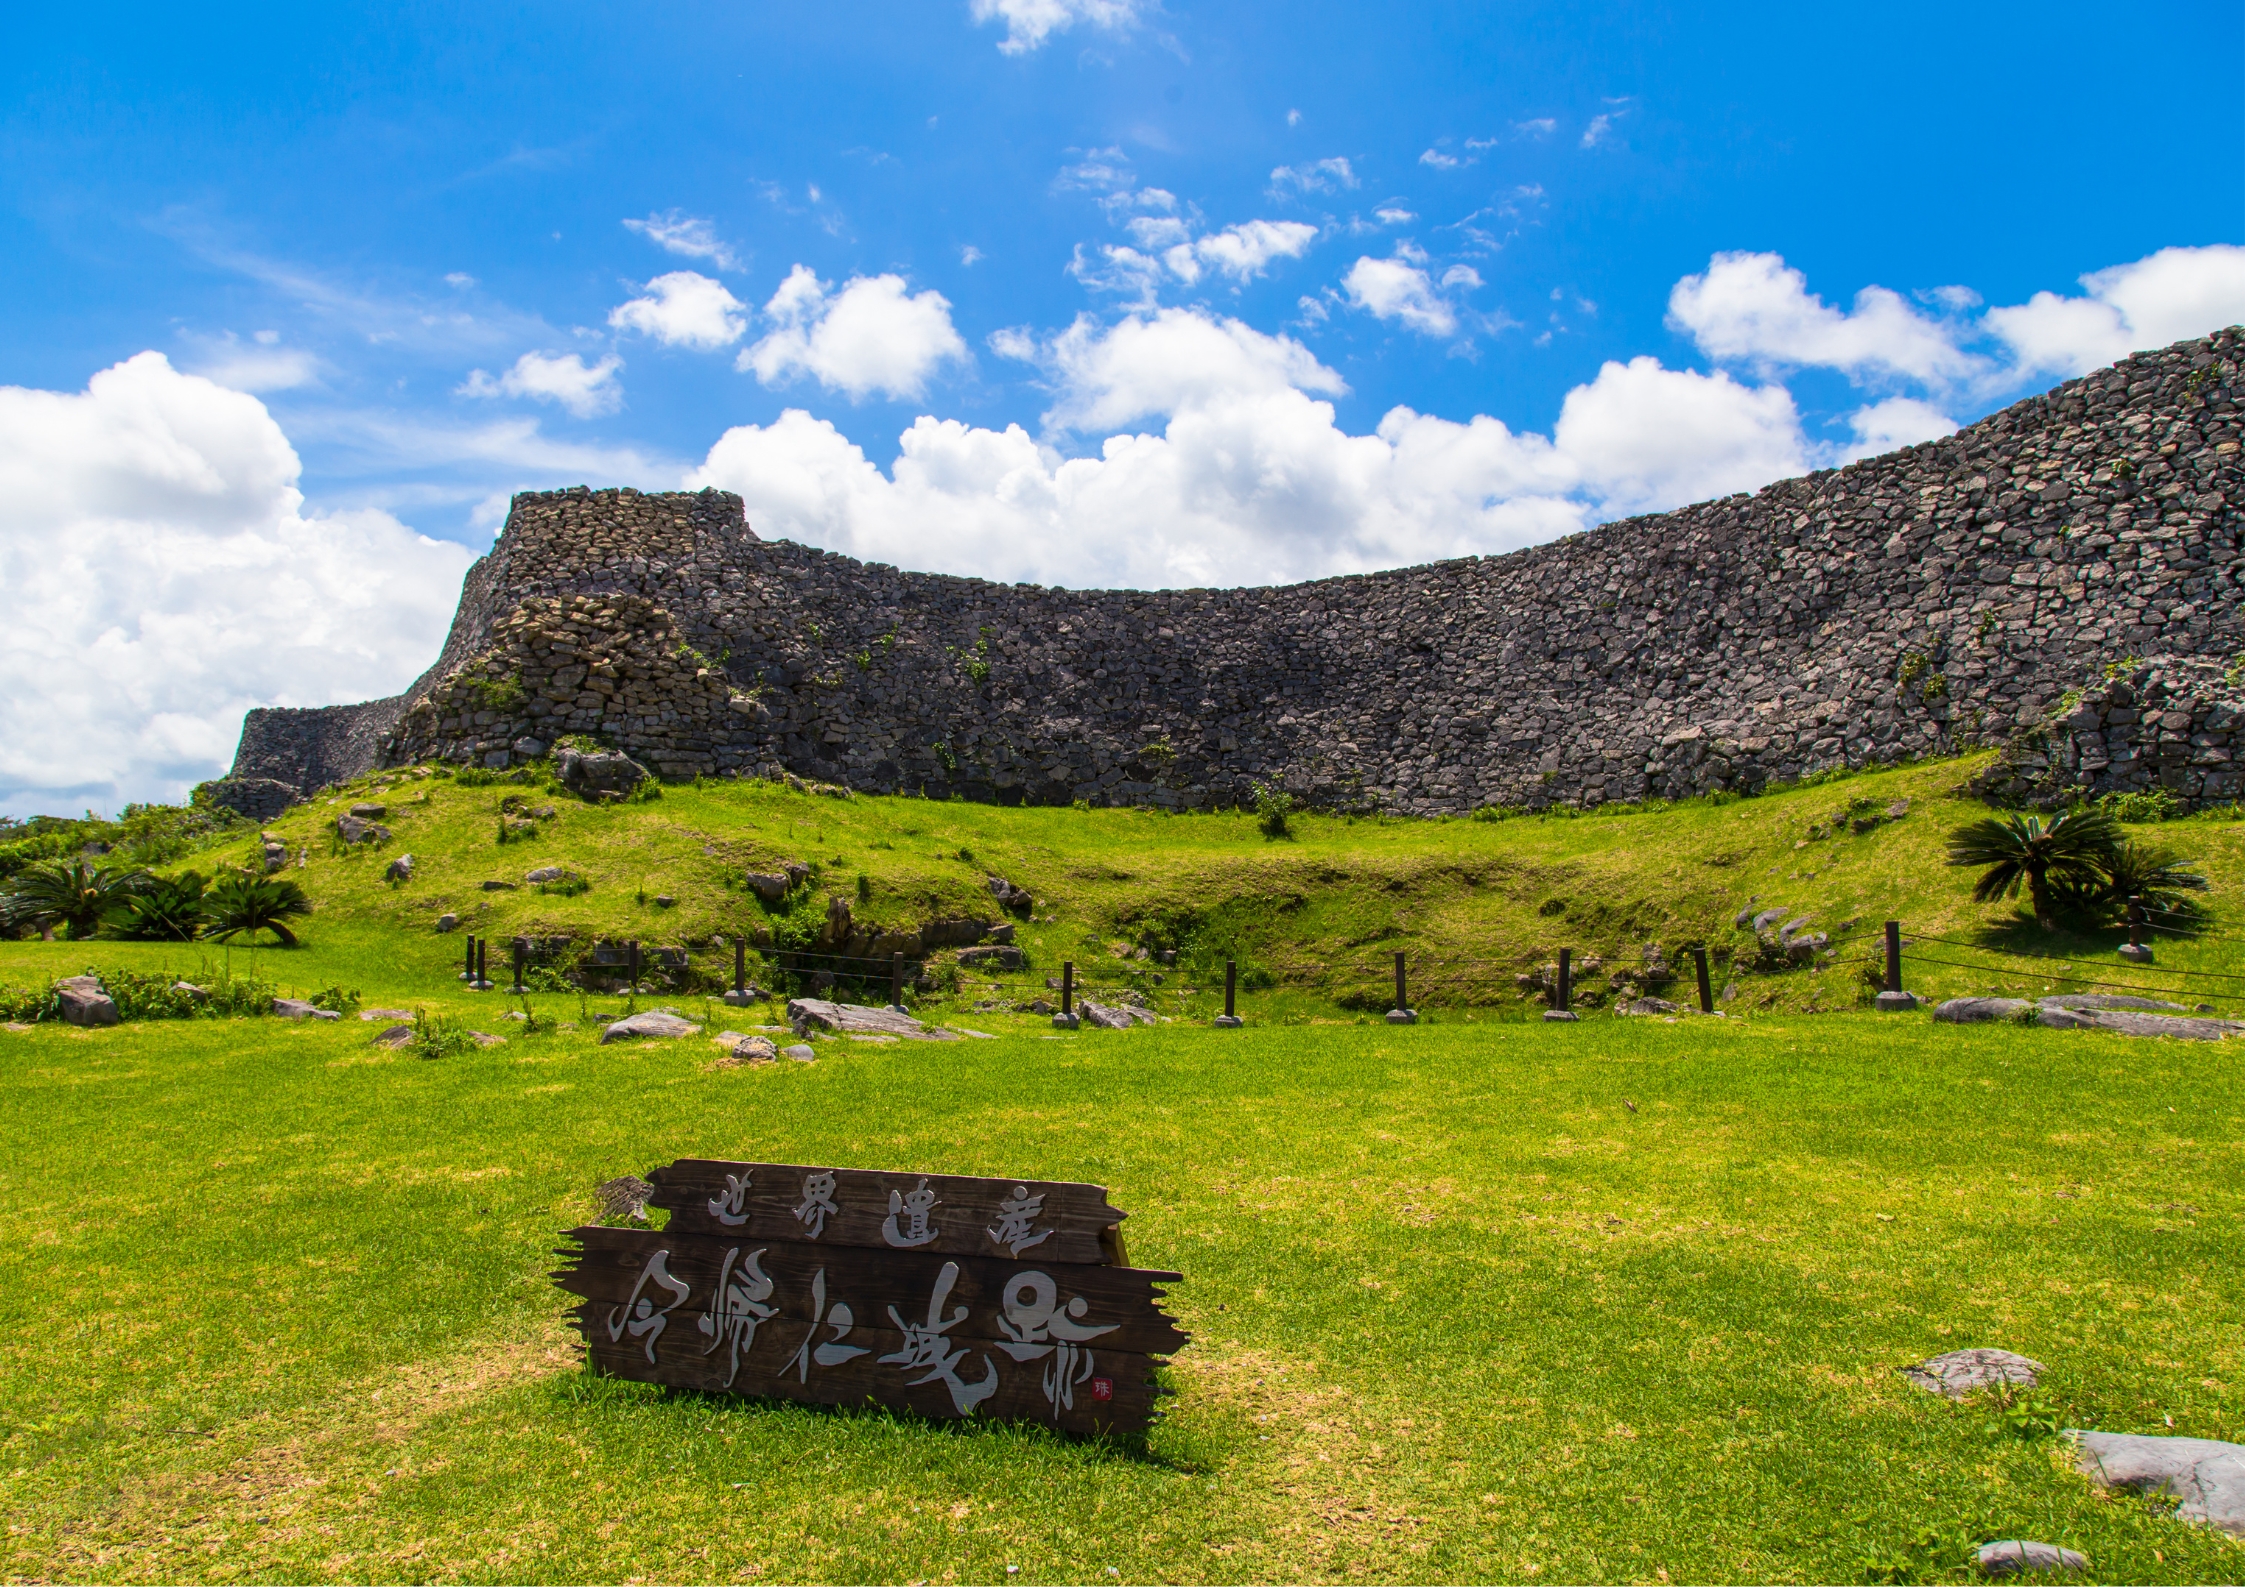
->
[236,331,2245,814]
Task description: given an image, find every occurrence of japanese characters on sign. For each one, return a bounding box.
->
[555,1161,1185,1437]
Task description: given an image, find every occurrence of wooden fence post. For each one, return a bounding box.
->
[1216,958,1243,1028]
[511,937,527,995]
[1875,920,1918,1009]
[889,952,904,1011]
[1386,950,1416,1025]
[1693,946,1713,1014]
[1544,946,1579,1023]
[1054,959,1079,1030]
[2119,896,2154,963]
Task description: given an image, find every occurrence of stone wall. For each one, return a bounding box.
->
[1970,655,2243,811]
[209,695,411,815]
[232,330,2245,815]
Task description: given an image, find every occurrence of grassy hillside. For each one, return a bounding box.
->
[4,1009,2239,1583]
[4,751,2241,1022]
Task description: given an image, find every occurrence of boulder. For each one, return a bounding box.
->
[1874,990,1923,1012]
[2039,993,2184,1012]
[1751,907,1790,931]
[336,814,392,845]
[2037,1008,2245,1040]
[958,944,1025,970]
[349,802,388,819]
[435,913,460,933]
[56,976,120,1027]
[1933,997,2034,1024]
[524,866,573,883]
[601,1009,702,1043]
[2069,1430,2245,1536]
[262,841,289,873]
[371,1023,415,1050]
[1784,931,1830,963]
[745,861,810,902]
[1080,1000,1156,1029]
[1977,1541,2088,1576]
[1901,1347,2043,1399]
[787,998,957,1040]
[557,747,651,801]
[986,873,1035,916]
[273,998,341,1021]
[722,1034,780,1064]
[781,1043,817,1062]
[385,853,415,882]
[480,880,517,892]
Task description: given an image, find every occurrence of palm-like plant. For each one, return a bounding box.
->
[0,860,153,940]
[1946,808,2124,926]
[2049,840,2211,931]
[102,870,211,941]
[202,872,313,947]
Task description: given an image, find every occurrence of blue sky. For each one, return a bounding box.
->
[2,0,2242,813]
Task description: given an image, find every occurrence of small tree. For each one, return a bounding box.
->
[2050,840,2210,931]
[1251,783,1295,839]
[102,871,211,941]
[1945,808,2123,926]
[202,873,313,948]
[0,860,152,940]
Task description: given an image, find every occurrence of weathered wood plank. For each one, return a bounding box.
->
[645,1159,1126,1263]
[576,1314,1167,1437]
[555,1227,1187,1358]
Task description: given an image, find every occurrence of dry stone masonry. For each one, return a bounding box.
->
[224,331,2245,815]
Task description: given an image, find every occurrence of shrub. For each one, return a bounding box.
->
[1946,808,2123,926]
[2097,786,2180,823]
[309,985,363,1014]
[2049,840,2210,932]
[407,1007,477,1059]
[102,871,210,941]
[203,873,314,948]
[1,861,154,940]
[1251,783,1295,839]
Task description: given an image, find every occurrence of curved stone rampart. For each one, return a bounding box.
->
[230,330,2245,814]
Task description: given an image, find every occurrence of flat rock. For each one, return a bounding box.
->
[172,981,208,1000]
[1618,997,1680,1015]
[480,880,517,891]
[2039,993,2184,1012]
[1933,997,2034,1024]
[786,998,951,1039]
[349,802,388,819]
[272,998,341,1021]
[2037,1008,2245,1040]
[719,1034,780,1064]
[1902,1347,2044,1398]
[1874,990,1924,1011]
[467,1031,505,1047]
[1978,1540,2088,1576]
[371,1023,415,1049]
[600,1009,703,1043]
[524,866,573,883]
[1079,999,1154,1029]
[359,1007,415,1021]
[2070,1430,2245,1536]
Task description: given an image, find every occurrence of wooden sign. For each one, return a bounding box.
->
[554,1160,1187,1437]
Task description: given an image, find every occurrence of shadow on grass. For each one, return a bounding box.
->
[548,1363,1212,1473]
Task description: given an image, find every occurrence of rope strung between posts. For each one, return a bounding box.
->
[1900,952,2245,1005]
[1906,934,2245,983]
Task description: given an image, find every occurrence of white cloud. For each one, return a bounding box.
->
[1419,149,1462,170]
[1127,215,1193,250]
[960,245,985,266]
[1270,157,1358,195]
[1841,396,1958,461]
[1031,307,1347,433]
[1343,255,1458,337]
[1374,207,1416,226]
[970,0,1144,54]
[1552,356,1808,516]
[738,266,967,401]
[1162,219,1319,286]
[608,271,749,350]
[1515,118,1556,138]
[1068,243,1166,305]
[459,351,625,418]
[1440,265,1483,290]
[182,330,320,393]
[686,308,1821,590]
[1669,251,1988,388]
[622,211,741,271]
[0,353,475,814]
[1581,114,1616,148]
[1055,146,1136,193]
[1286,108,1302,127]
[1984,244,2245,378]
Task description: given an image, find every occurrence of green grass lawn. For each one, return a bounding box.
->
[5,1005,2241,1584]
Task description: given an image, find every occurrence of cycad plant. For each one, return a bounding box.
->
[2049,839,2210,932]
[202,872,313,947]
[0,860,153,940]
[102,870,211,941]
[1945,808,2124,927]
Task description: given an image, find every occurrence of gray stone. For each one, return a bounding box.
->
[745,861,810,902]
[556,747,651,801]
[371,1023,414,1049]
[481,880,517,891]
[1977,1540,2088,1576]
[1385,1008,1419,1024]
[358,1007,414,1020]
[434,912,459,933]
[2037,1008,2245,1040]
[384,853,414,881]
[787,998,951,1039]
[172,981,209,1001]
[1617,997,1678,1016]
[595,1175,652,1222]
[1902,1347,2044,1398]
[781,1043,817,1061]
[2038,993,2184,1011]
[1874,990,1923,1012]
[2117,942,2157,962]
[1752,907,1790,931]
[524,866,571,883]
[1784,931,1830,962]
[336,814,392,845]
[349,802,388,819]
[957,944,1025,970]
[272,998,341,1021]
[55,977,119,1027]
[1542,1009,1581,1023]
[2069,1430,2245,1536]
[1079,1000,1151,1030]
[1053,1011,1082,1029]
[723,1035,780,1063]
[720,987,762,1007]
[601,1009,702,1043]
[1933,997,2035,1024]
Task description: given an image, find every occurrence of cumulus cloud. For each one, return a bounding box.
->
[1669,251,1987,387]
[739,266,967,401]
[0,353,475,814]
[1841,396,1959,461]
[622,211,741,271]
[683,307,1818,590]
[970,0,1143,54]
[1985,244,2245,378]
[1419,148,1463,170]
[1343,255,1459,337]
[459,351,625,418]
[1163,220,1319,285]
[1516,118,1556,137]
[1270,157,1357,195]
[609,271,749,350]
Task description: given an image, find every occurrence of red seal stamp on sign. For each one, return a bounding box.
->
[1089,1377,1114,1401]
